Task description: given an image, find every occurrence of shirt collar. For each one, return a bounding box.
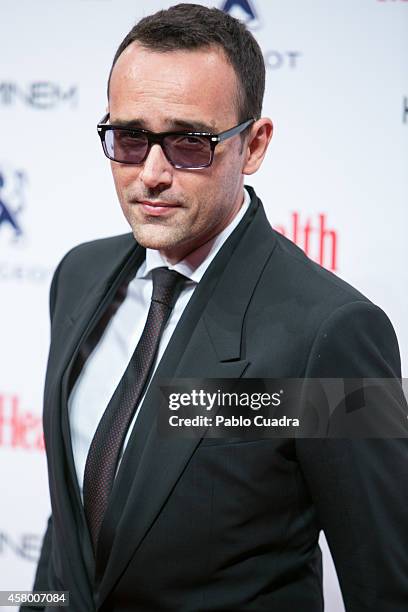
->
[138,187,251,283]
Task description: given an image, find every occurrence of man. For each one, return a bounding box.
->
[26,4,407,611]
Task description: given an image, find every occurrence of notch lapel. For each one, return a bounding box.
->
[43,235,144,604]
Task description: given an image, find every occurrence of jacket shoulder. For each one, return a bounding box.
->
[254,230,401,377]
[60,232,135,272]
[270,229,368,307]
[48,233,137,320]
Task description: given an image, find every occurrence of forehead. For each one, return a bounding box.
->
[108,43,239,129]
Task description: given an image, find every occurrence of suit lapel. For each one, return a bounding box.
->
[95,191,277,606]
[43,235,144,601]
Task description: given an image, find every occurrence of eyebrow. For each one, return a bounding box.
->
[110,117,218,134]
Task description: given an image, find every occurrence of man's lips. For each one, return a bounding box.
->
[137,200,181,216]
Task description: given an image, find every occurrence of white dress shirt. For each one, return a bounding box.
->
[69,188,251,495]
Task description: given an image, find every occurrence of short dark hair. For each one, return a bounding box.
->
[107,3,265,122]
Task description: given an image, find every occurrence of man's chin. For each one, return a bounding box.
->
[131,227,182,254]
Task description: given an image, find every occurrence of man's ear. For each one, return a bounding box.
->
[242,118,273,175]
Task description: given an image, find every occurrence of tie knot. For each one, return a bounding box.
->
[151,267,186,308]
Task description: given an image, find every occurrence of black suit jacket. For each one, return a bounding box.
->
[26,188,408,611]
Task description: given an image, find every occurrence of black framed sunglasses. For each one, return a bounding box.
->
[97,113,254,169]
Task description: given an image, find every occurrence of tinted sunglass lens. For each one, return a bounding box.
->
[165,135,211,168]
[104,129,148,163]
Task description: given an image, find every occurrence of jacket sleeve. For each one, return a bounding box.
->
[296,301,408,611]
[20,257,66,612]
[19,516,53,612]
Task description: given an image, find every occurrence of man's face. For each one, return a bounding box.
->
[108,43,249,263]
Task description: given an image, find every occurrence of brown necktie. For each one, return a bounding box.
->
[83,266,186,551]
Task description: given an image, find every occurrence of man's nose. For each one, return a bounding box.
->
[139,143,173,189]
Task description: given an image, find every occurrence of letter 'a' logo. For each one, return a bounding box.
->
[220,0,261,29]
